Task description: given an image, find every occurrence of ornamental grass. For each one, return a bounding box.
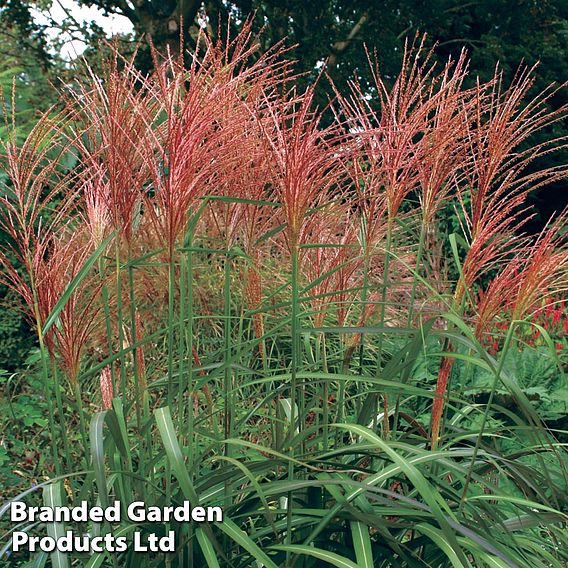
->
[1,21,567,568]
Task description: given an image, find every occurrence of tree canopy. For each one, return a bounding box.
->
[1,0,567,223]
[3,0,568,83]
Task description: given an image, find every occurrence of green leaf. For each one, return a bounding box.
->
[154,406,199,505]
[271,544,360,568]
[217,518,279,568]
[90,411,110,510]
[350,521,374,567]
[196,527,221,568]
[42,482,69,568]
[416,523,471,568]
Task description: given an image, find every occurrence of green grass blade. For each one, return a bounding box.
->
[217,518,279,568]
[154,406,199,505]
[196,527,221,568]
[90,411,110,510]
[271,544,360,568]
[416,523,472,568]
[43,481,69,568]
[350,521,374,567]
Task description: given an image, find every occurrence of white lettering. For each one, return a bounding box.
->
[39,536,56,552]
[158,531,175,552]
[133,531,147,551]
[11,532,28,551]
[10,502,27,522]
[206,506,223,522]
[133,531,175,552]
[106,501,121,522]
[127,501,146,522]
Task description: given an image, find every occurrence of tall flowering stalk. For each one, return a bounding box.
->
[456,67,567,301]
[142,26,289,428]
[339,38,460,433]
[475,211,568,338]
[259,86,344,434]
[36,228,103,389]
[430,66,568,448]
[0,105,81,472]
[301,205,362,446]
[69,51,157,245]
[212,115,274,368]
[459,211,568,501]
[148,49,220,413]
[410,51,469,322]
[67,50,160,419]
[257,86,344,554]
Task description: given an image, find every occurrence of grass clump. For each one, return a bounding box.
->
[1,23,567,568]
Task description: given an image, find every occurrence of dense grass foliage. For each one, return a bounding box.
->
[1,25,567,567]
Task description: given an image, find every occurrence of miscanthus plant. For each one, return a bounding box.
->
[1,23,567,568]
